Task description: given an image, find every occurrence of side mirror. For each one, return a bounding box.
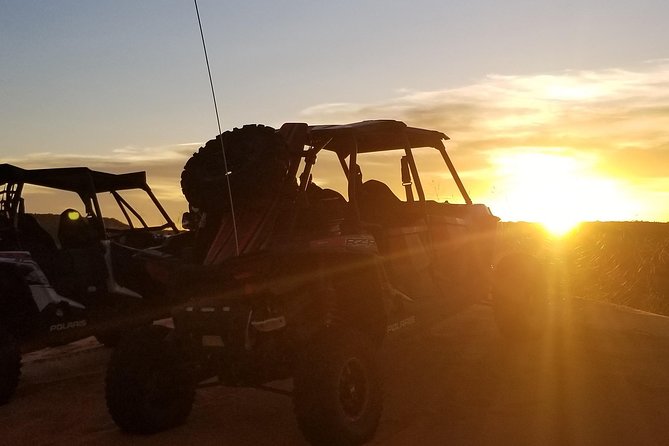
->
[401,156,414,202]
[401,156,412,186]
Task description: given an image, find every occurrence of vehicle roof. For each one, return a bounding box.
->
[0,164,149,194]
[306,120,449,155]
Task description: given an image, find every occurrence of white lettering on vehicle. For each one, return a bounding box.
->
[345,238,376,248]
[386,315,416,333]
[49,320,88,332]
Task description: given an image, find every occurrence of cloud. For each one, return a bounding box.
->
[302,63,669,151]
[6,143,198,168]
[6,62,669,221]
[4,143,200,222]
[301,61,669,220]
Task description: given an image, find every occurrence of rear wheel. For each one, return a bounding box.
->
[0,327,21,405]
[293,326,382,446]
[105,325,195,433]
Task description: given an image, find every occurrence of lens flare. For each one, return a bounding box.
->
[488,150,636,235]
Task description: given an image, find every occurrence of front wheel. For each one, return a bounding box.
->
[293,326,383,446]
[0,327,21,405]
[105,325,195,434]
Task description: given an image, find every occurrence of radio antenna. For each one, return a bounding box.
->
[193,0,240,256]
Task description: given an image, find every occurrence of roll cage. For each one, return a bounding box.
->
[0,164,177,236]
[281,120,472,224]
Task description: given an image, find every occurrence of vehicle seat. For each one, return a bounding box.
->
[17,213,58,252]
[58,209,97,249]
[358,180,406,225]
[55,209,107,299]
[16,213,59,281]
[298,183,347,234]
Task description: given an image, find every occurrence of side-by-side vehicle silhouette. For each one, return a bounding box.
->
[104,120,547,445]
[0,164,181,403]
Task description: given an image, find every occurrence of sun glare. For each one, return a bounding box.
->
[541,215,581,236]
[489,151,636,236]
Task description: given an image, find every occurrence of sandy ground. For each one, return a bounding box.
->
[2,298,669,445]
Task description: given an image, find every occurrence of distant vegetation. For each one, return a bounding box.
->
[500,222,669,316]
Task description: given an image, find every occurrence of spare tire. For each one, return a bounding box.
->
[181,124,289,215]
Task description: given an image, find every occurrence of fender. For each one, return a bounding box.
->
[0,253,84,311]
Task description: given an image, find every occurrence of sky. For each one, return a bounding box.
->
[2,0,669,225]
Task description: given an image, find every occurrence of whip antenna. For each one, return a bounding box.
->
[193,0,240,256]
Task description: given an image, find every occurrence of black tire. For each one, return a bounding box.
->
[105,325,195,434]
[493,253,548,341]
[0,327,21,405]
[180,124,289,214]
[293,327,383,446]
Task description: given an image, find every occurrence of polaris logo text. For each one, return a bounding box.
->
[345,238,376,247]
[386,316,416,333]
[50,320,88,332]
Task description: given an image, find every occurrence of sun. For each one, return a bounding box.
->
[540,213,581,236]
[488,151,634,236]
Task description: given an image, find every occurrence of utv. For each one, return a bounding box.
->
[0,164,182,404]
[105,121,545,445]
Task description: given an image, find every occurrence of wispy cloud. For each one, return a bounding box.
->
[302,62,669,153]
[7,62,669,221]
[302,61,669,220]
[4,143,201,221]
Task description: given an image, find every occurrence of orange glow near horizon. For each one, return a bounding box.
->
[487,151,639,236]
